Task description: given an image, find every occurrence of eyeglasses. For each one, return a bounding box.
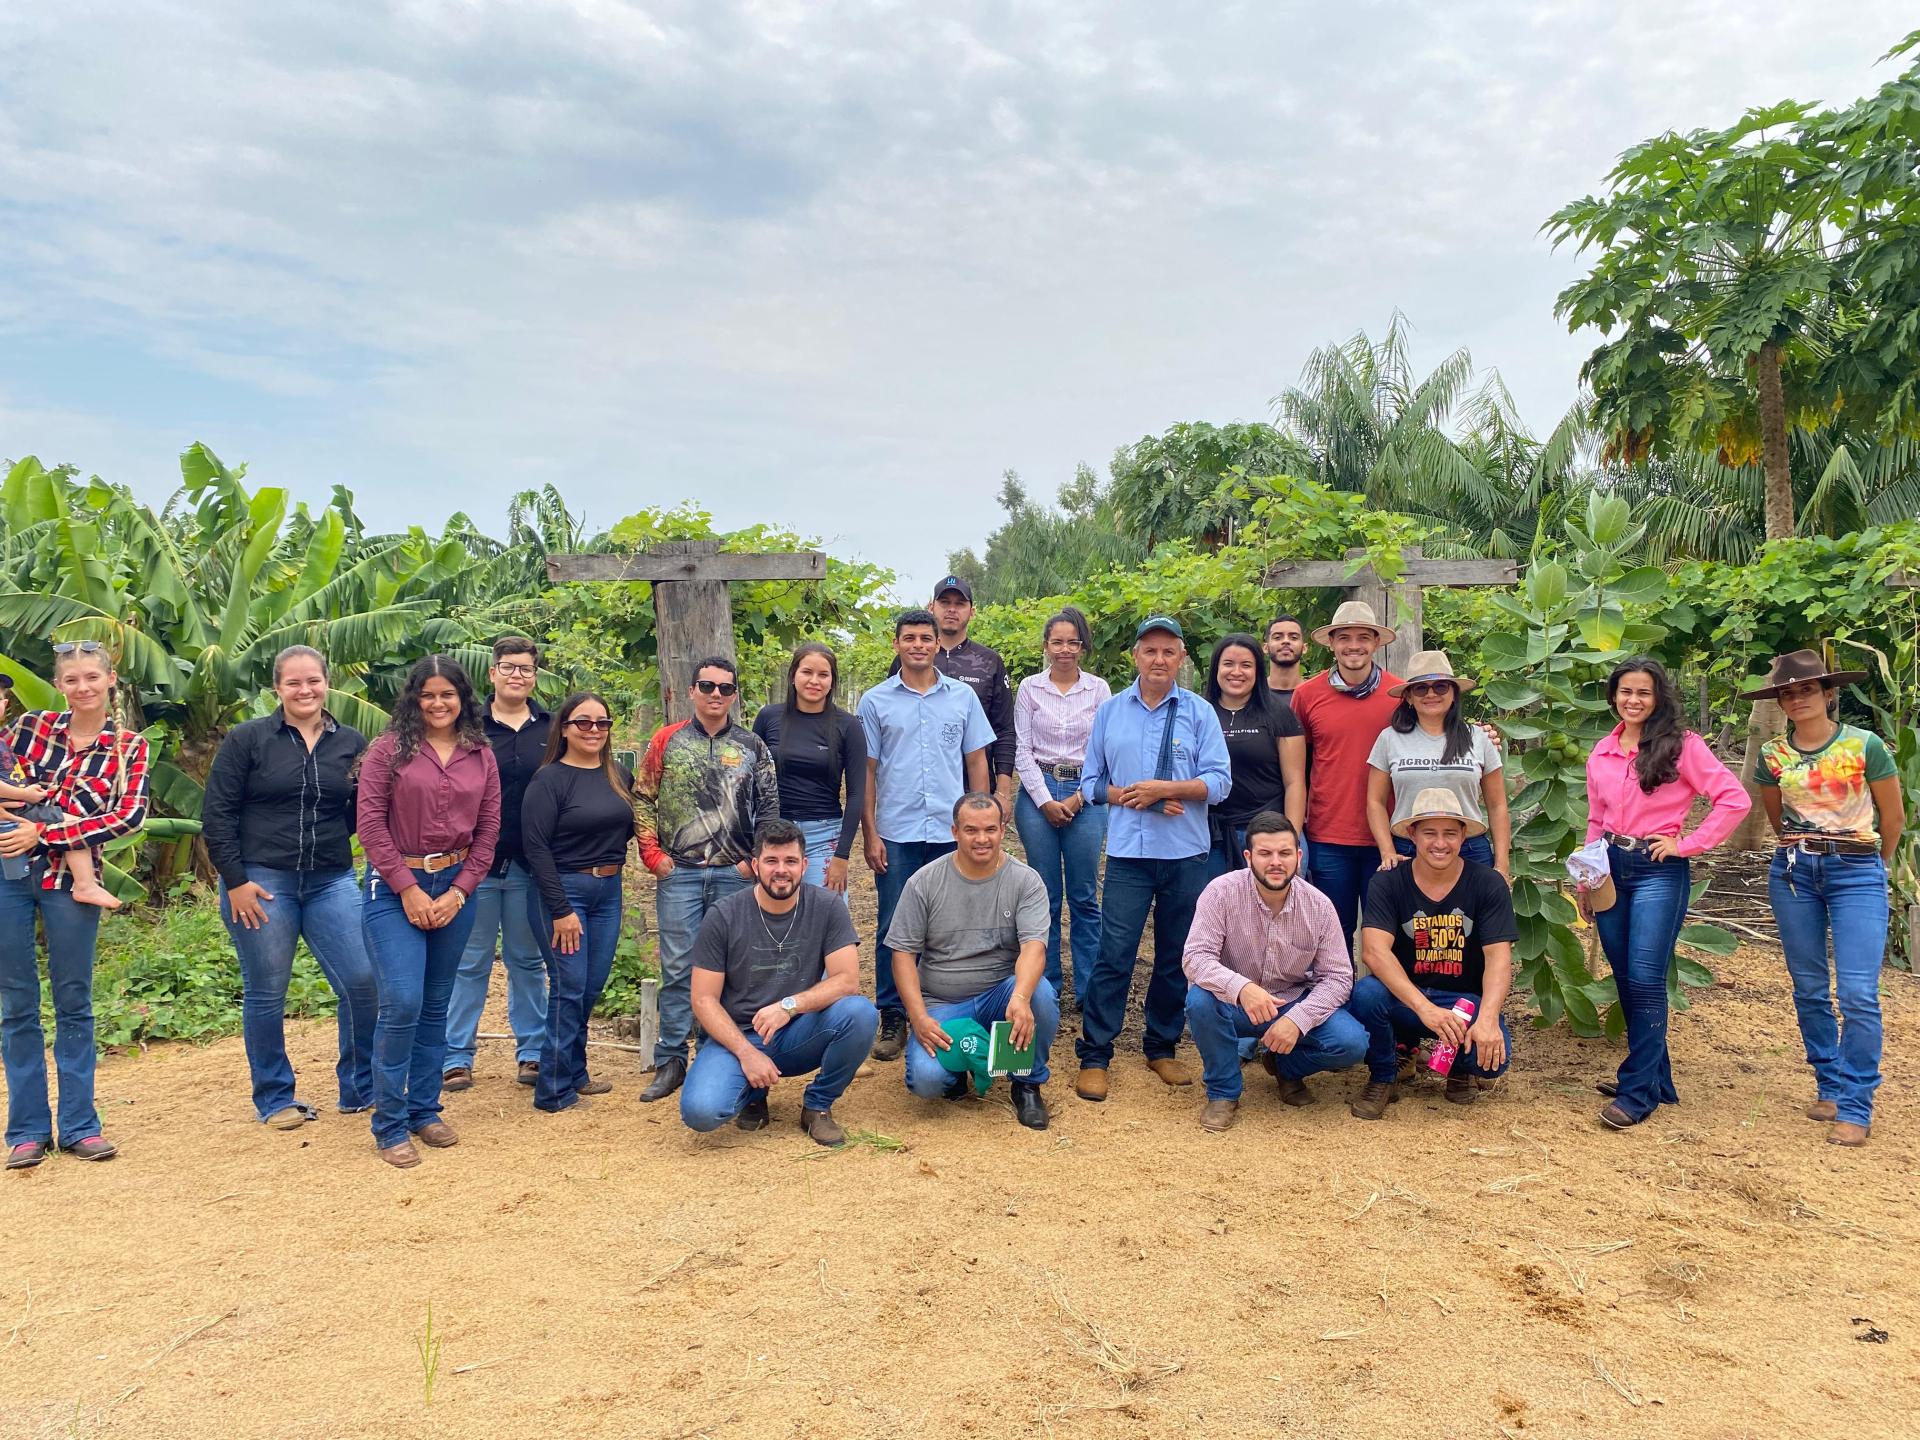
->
[494,663,537,677]
[1405,681,1455,698]
[51,640,108,656]
[566,717,614,732]
[694,680,738,697]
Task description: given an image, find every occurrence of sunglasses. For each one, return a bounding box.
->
[694,680,738,697]
[566,716,614,733]
[52,640,109,656]
[1404,681,1456,698]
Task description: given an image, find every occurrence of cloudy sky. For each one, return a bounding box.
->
[1,3,1911,601]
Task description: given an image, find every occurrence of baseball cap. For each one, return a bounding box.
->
[932,575,974,602]
[934,1017,994,1096]
[1134,615,1184,642]
[0,674,13,691]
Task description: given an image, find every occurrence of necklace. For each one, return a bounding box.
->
[756,894,802,956]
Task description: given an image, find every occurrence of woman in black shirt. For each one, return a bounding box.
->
[522,691,637,1113]
[202,645,376,1130]
[1203,634,1306,878]
[751,643,867,895]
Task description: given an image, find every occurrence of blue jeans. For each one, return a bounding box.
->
[221,865,376,1120]
[443,861,547,1073]
[0,861,103,1147]
[1075,854,1208,1068]
[1592,846,1690,1120]
[1392,834,1496,866]
[794,817,845,891]
[1307,838,1380,956]
[1185,985,1368,1100]
[1347,975,1513,1082]
[1012,780,1106,1000]
[529,872,623,1112]
[1769,848,1888,1127]
[362,866,483,1148]
[680,995,879,1129]
[904,976,1060,1095]
[655,863,753,1066]
[873,840,956,1018]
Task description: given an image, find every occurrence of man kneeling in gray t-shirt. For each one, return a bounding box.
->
[886,793,1056,1130]
[682,819,879,1146]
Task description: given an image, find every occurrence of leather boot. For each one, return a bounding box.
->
[736,1095,770,1131]
[800,1107,846,1146]
[1011,1081,1048,1130]
[639,1056,687,1104]
[1200,1098,1238,1132]
[1075,1067,1109,1102]
[1146,1057,1193,1087]
[1349,1080,1397,1121]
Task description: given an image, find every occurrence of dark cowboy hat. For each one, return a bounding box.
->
[1737,648,1868,701]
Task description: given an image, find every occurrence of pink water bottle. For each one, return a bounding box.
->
[1428,998,1478,1075]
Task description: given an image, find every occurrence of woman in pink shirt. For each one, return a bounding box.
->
[1580,658,1749,1131]
[356,656,502,1168]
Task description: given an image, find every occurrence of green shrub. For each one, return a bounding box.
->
[595,930,660,1017]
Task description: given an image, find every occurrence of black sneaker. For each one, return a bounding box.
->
[736,1095,770,1130]
[870,1012,908,1062]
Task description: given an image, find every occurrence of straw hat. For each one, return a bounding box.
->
[1310,600,1397,648]
[1386,651,1476,698]
[1737,648,1867,701]
[1392,787,1488,839]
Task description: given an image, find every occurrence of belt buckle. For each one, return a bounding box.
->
[423,851,454,873]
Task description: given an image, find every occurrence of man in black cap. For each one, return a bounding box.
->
[891,576,1017,814]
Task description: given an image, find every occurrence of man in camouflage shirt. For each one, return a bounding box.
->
[635,655,780,1102]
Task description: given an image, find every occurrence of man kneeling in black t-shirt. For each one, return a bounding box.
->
[1347,788,1516,1119]
[681,820,879,1145]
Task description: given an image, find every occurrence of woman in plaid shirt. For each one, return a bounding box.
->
[0,641,151,1168]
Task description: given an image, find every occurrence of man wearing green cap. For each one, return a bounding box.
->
[1072,616,1231,1102]
[889,793,1055,1128]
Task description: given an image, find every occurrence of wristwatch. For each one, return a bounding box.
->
[780,995,798,1015]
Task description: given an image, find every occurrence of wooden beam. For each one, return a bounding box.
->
[546,551,826,584]
[1890,570,1917,589]
[650,541,737,726]
[1261,555,1518,589]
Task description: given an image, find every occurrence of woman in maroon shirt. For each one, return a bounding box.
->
[355,656,501,1168]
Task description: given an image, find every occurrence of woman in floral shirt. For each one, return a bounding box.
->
[1745,649,1905,1149]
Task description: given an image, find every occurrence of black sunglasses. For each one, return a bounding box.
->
[566,716,614,732]
[693,679,738,697]
[1404,681,1456,698]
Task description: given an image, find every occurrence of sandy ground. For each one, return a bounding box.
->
[3,861,1918,1440]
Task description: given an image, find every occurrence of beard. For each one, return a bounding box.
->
[760,871,801,900]
[1250,865,1295,896]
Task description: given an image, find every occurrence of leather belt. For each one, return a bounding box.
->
[577,863,624,877]
[1603,833,1668,854]
[1780,836,1878,856]
[402,848,469,873]
[1044,763,1082,781]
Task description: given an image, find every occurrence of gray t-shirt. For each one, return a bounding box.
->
[690,885,860,1029]
[1367,724,1503,828]
[883,856,1050,1004]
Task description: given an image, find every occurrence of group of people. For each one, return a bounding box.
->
[0,581,1903,1168]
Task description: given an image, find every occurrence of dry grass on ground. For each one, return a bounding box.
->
[3,862,1918,1439]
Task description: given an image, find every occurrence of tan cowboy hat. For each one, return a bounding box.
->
[1392,786,1488,839]
[1737,648,1868,701]
[1310,600,1397,648]
[1387,651,1476,698]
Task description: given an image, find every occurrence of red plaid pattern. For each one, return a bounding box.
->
[6,710,151,889]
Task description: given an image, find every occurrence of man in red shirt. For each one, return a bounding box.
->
[1289,602,1401,954]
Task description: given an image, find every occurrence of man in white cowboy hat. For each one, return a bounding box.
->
[1289,600,1403,951]
[1345,787,1516,1120]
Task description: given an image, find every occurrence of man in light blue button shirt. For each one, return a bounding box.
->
[1072,615,1231,1103]
[860,608,995,1060]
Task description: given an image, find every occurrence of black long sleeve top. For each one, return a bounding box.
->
[749,702,868,860]
[519,761,636,918]
[202,709,368,887]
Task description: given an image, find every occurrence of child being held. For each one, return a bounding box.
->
[0,676,120,910]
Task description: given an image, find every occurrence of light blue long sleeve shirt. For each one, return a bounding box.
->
[1079,682,1231,860]
[858,672,996,843]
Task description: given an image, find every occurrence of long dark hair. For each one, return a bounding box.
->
[541,691,632,801]
[383,654,487,765]
[1607,657,1685,793]
[1390,684,1473,765]
[778,642,842,755]
[1042,605,1092,656]
[1204,634,1269,705]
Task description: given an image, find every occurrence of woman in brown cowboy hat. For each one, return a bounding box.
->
[1365,651,1510,882]
[1744,649,1903,1148]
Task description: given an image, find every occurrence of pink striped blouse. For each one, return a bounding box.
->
[1583,724,1751,857]
[1013,670,1112,807]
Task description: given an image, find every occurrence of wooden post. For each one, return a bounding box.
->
[546,543,826,725]
[1261,546,1517,675]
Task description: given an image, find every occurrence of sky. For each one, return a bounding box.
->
[1,2,1913,603]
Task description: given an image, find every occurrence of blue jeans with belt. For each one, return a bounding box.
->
[362,865,483,1148]
[0,861,104,1148]
[1593,845,1691,1121]
[220,864,376,1120]
[1012,777,1106,1001]
[528,871,624,1112]
[1768,846,1888,1127]
[654,862,752,1066]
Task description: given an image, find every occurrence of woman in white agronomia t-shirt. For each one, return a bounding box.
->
[1364,651,1510,881]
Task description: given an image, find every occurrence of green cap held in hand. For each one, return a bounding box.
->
[935,1017,993,1096]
